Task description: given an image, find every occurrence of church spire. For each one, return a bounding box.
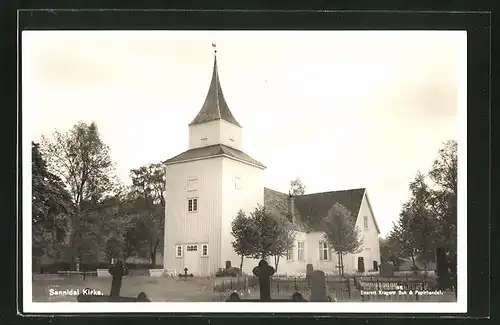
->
[189,44,242,127]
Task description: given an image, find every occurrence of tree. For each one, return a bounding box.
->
[40,121,117,264]
[427,140,457,257]
[289,177,306,196]
[32,142,74,265]
[128,162,166,266]
[407,172,439,268]
[322,203,364,275]
[249,205,295,271]
[393,204,420,269]
[379,234,404,270]
[269,216,296,272]
[230,210,260,270]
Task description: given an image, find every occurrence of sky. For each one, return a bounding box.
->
[22,30,465,237]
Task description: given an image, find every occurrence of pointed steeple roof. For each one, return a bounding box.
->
[189,52,241,127]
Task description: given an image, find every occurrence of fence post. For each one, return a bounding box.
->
[347,278,351,299]
[377,279,380,291]
[295,278,298,291]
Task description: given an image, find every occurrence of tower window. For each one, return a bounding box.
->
[364,216,368,229]
[186,245,198,252]
[175,245,182,258]
[201,244,208,257]
[188,198,198,212]
[187,178,198,191]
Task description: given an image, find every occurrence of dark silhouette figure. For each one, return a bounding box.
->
[252,259,275,302]
[108,260,128,297]
[228,292,240,301]
[137,292,150,302]
[292,292,306,302]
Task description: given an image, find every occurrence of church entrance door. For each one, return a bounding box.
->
[184,244,200,275]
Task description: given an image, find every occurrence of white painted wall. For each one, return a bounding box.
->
[163,157,224,276]
[353,191,381,272]
[274,231,308,275]
[220,156,265,275]
[188,120,243,150]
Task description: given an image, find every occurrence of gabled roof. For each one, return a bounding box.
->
[263,188,367,232]
[189,56,242,127]
[294,188,366,231]
[264,188,308,232]
[164,144,265,169]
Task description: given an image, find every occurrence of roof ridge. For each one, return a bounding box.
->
[297,188,366,197]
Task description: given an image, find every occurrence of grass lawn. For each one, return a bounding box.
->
[32,275,215,302]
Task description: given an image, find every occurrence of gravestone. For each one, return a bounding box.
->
[109,260,128,297]
[310,270,328,302]
[379,262,394,277]
[373,261,379,272]
[225,261,232,269]
[252,259,275,302]
[436,247,450,290]
[306,264,314,286]
[226,259,307,302]
[178,267,194,279]
[76,262,150,303]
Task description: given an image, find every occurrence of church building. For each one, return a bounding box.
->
[163,49,381,277]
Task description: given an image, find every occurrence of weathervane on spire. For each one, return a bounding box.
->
[212,42,217,55]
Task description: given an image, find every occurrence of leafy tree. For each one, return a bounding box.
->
[379,234,404,270]
[407,172,439,268]
[40,121,117,264]
[322,203,364,275]
[269,216,296,272]
[289,177,306,196]
[230,210,260,270]
[249,205,295,268]
[127,162,166,266]
[393,204,420,269]
[32,142,74,266]
[427,140,457,256]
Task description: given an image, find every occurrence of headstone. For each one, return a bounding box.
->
[252,259,275,302]
[225,261,232,269]
[306,264,314,286]
[178,267,194,279]
[436,247,450,290]
[373,261,379,272]
[292,292,307,302]
[357,257,365,273]
[108,260,128,297]
[310,270,328,302]
[229,292,240,301]
[379,262,394,277]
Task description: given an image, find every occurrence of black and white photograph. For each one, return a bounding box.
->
[23,30,467,313]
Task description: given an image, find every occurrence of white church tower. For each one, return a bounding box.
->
[163,45,266,276]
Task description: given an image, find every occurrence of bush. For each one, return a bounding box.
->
[215,267,241,277]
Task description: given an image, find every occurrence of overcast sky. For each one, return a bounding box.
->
[23,31,465,236]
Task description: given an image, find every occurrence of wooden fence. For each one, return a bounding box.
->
[213,276,351,301]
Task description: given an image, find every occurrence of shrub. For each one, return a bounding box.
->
[215,267,241,277]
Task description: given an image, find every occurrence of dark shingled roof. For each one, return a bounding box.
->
[264,187,367,232]
[294,188,366,231]
[264,188,308,232]
[164,144,266,169]
[189,56,241,127]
